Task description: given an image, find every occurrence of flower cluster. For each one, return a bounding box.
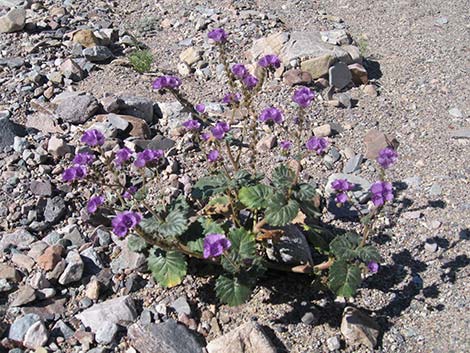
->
[203,233,231,258]
[62,165,87,182]
[134,149,164,168]
[231,63,249,79]
[370,181,394,206]
[305,136,328,154]
[259,107,283,124]
[331,179,354,204]
[280,140,292,150]
[208,150,220,163]
[112,211,142,237]
[222,92,241,105]
[258,54,281,69]
[152,76,182,90]
[73,152,95,165]
[292,87,315,108]
[243,75,258,90]
[81,129,105,147]
[87,195,104,214]
[210,121,230,140]
[182,119,201,131]
[377,147,398,169]
[114,147,133,167]
[208,28,228,43]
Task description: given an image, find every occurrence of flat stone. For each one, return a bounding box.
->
[60,58,84,81]
[83,45,114,63]
[128,320,204,353]
[76,295,138,332]
[256,135,277,152]
[448,108,463,118]
[348,63,368,85]
[101,95,124,113]
[327,336,341,351]
[0,117,26,150]
[54,92,99,124]
[363,84,377,97]
[105,113,150,138]
[51,320,75,339]
[363,129,398,160]
[450,128,470,139]
[95,321,118,344]
[179,47,202,66]
[301,54,334,79]
[22,298,66,321]
[265,224,313,266]
[0,7,26,33]
[119,96,154,124]
[26,113,63,134]
[0,229,35,252]
[58,250,83,285]
[81,247,103,275]
[343,154,363,174]
[73,29,100,47]
[23,321,48,349]
[342,45,362,64]
[340,307,379,349]
[44,196,66,224]
[11,253,35,271]
[170,296,191,316]
[11,285,36,307]
[30,180,52,196]
[207,321,277,353]
[283,69,312,86]
[37,245,64,271]
[28,272,50,290]
[329,62,352,90]
[8,314,41,342]
[0,263,21,282]
[313,124,331,137]
[0,56,24,68]
[47,136,70,157]
[320,29,350,45]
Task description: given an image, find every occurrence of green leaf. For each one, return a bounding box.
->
[356,246,381,262]
[229,170,262,189]
[299,200,321,219]
[215,275,252,306]
[133,186,148,201]
[158,208,188,238]
[293,183,316,201]
[329,260,361,297]
[329,233,361,261]
[140,216,160,234]
[127,235,148,252]
[221,227,257,273]
[271,165,295,190]
[238,185,273,209]
[199,217,225,235]
[186,238,204,254]
[129,49,153,73]
[148,248,187,288]
[265,193,299,226]
[192,174,229,200]
[208,195,229,207]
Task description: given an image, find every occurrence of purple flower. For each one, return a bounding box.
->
[377,147,398,169]
[292,87,315,108]
[221,92,241,105]
[370,181,394,207]
[123,186,137,200]
[243,74,259,90]
[152,76,182,90]
[332,179,354,204]
[134,149,164,168]
[73,152,95,165]
[259,107,283,124]
[280,140,292,150]
[208,28,228,43]
[231,63,249,79]
[87,195,104,214]
[208,150,219,163]
[201,132,211,141]
[81,129,105,147]
[305,136,328,154]
[182,119,201,131]
[203,233,231,258]
[195,104,206,113]
[211,121,230,140]
[114,147,132,167]
[258,54,281,69]
[62,165,87,182]
[112,211,142,237]
[367,261,379,273]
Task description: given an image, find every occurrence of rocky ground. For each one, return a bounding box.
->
[0,0,469,352]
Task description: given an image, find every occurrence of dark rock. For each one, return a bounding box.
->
[329,62,352,90]
[83,46,114,63]
[44,196,66,224]
[265,224,313,266]
[0,117,26,150]
[54,92,99,124]
[8,314,41,342]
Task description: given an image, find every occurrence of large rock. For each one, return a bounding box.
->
[44,196,66,224]
[23,321,48,349]
[128,320,204,353]
[0,229,35,252]
[265,224,313,266]
[58,250,83,285]
[0,117,26,150]
[206,321,277,353]
[8,314,41,342]
[54,92,99,124]
[363,129,399,160]
[99,113,151,138]
[301,54,334,79]
[83,46,114,63]
[119,96,154,124]
[76,295,138,332]
[0,7,26,33]
[340,307,380,349]
[10,285,36,307]
[72,29,100,47]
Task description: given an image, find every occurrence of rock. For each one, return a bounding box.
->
[119,96,154,124]
[256,135,277,152]
[128,320,204,353]
[329,62,352,90]
[362,84,377,97]
[320,30,350,45]
[23,321,48,349]
[28,272,50,289]
[250,31,290,60]
[343,154,363,174]
[46,259,66,281]
[341,307,379,349]
[206,321,277,353]
[81,247,103,275]
[51,320,75,339]
[8,314,41,342]
[363,129,398,160]
[54,92,99,124]
[101,95,124,113]
[0,117,26,150]
[301,311,318,325]
[44,196,66,224]
[95,322,118,344]
[327,336,341,351]
[448,107,463,118]
[265,224,313,266]
[58,250,83,285]
[85,277,100,300]
[170,296,191,316]
[0,229,35,252]
[312,124,331,137]
[30,180,52,196]
[283,69,312,86]
[282,32,333,63]
[11,285,36,307]
[0,7,26,33]
[37,245,63,271]
[348,63,368,85]
[104,113,150,138]
[450,128,470,139]
[110,239,146,273]
[11,253,35,271]
[76,295,138,332]
[47,136,70,157]
[0,263,20,282]
[179,47,202,66]
[429,183,442,196]
[83,46,114,63]
[342,45,362,64]
[301,54,334,79]
[424,241,438,253]
[26,113,63,134]
[0,56,24,68]
[435,17,448,25]
[72,29,100,47]
[60,58,84,81]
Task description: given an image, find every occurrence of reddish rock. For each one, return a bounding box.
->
[364,129,399,160]
[37,245,64,271]
[283,69,312,86]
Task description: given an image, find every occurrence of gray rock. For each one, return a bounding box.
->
[60,58,84,81]
[0,7,26,33]
[110,239,146,273]
[424,241,438,253]
[76,295,138,332]
[0,57,24,68]
[206,321,277,353]
[23,320,48,349]
[170,296,191,316]
[108,113,130,130]
[44,196,66,224]
[58,250,83,285]
[11,285,36,307]
[450,128,470,139]
[265,224,313,266]
[134,135,176,151]
[320,29,351,45]
[0,229,35,251]
[30,180,52,196]
[0,278,13,292]
[81,247,103,275]
[301,311,318,325]
[429,183,442,196]
[329,62,352,90]
[55,92,99,124]
[119,96,154,124]
[435,17,448,25]
[83,46,114,63]
[0,117,26,150]
[448,107,462,118]
[327,336,341,351]
[128,319,204,353]
[95,321,119,344]
[8,314,41,341]
[62,224,85,247]
[51,320,75,339]
[340,306,379,349]
[343,154,363,174]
